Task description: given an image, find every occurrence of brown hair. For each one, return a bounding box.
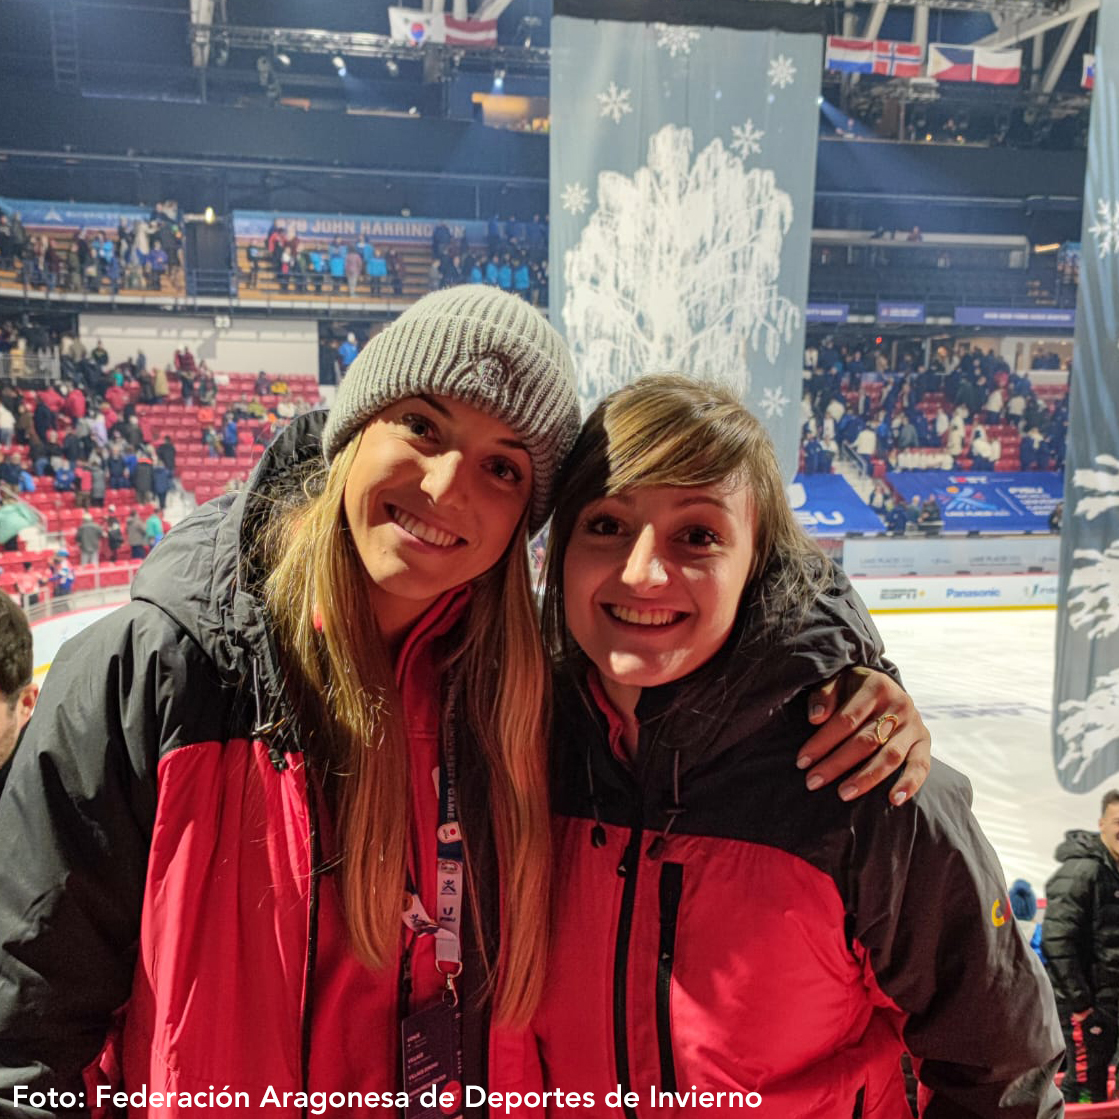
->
[262,435,550,1025]
[542,373,827,667]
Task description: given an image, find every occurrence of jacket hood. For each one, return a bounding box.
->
[130,411,327,712]
[1055,828,1109,864]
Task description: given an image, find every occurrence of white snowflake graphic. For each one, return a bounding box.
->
[768,54,797,89]
[654,23,701,58]
[597,82,633,125]
[1057,666,1119,783]
[563,124,801,411]
[560,182,590,216]
[759,386,790,419]
[1064,454,1119,638]
[731,119,765,160]
[1088,198,1119,258]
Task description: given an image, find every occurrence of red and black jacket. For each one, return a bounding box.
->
[535,570,1063,1119]
[0,414,518,1118]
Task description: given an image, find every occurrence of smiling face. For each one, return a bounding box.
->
[562,482,757,713]
[342,394,532,646]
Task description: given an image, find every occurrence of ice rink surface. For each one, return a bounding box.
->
[874,608,1087,896]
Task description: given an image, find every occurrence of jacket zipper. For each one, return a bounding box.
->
[655,863,684,1093]
[613,822,645,1119]
[300,760,322,1119]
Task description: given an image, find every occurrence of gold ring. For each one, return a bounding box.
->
[874,713,900,745]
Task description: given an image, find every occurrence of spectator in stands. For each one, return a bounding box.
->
[89,456,106,507]
[157,434,176,476]
[886,502,908,536]
[201,424,221,458]
[367,246,387,296]
[917,495,943,535]
[152,364,169,403]
[0,399,13,450]
[344,243,363,298]
[254,370,271,396]
[385,248,405,297]
[149,243,168,290]
[49,548,74,598]
[132,447,154,503]
[145,507,165,550]
[329,238,346,292]
[894,414,919,452]
[76,512,104,566]
[152,463,171,513]
[105,508,124,561]
[1043,791,1119,1103]
[337,333,358,374]
[306,246,325,294]
[432,220,452,261]
[439,253,462,290]
[125,509,146,558]
[497,254,513,293]
[983,383,1005,424]
[246,242,262,287]
[945,406,968,460]
[1049,502,1063,533]
[853,421,877,472]
[933,403,950,444]
[0,593,35,793]
[970,425,1000,471]
[222,413,239,458]
[530,258,548,307]
[106,444,128,490]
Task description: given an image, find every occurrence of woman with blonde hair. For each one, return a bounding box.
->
[1,297,924,1119]
[536,375,1062,1118]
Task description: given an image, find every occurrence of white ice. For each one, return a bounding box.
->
[874,608,1089,896]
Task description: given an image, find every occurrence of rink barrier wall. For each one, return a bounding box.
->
[841,535,1059,578]
[854,573,1058,613]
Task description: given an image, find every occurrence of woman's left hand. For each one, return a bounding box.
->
[797,667,931,805]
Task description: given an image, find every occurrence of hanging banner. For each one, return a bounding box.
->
[232,210,488,245]
[550,16,822,478]
[886,471,1063,533]
[789,474,886,536]
[1053,4,1119,793]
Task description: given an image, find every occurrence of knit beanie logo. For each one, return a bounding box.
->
[472,353,511,392]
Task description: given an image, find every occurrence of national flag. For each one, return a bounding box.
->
[928,44,975,82]
[388,7,435,45]
[825,36,874,74]
[443,15,497,47]
[873,40,923,77]
[928,44,1021,85]
[975,47,1021,85]
[1083,52,1096,89]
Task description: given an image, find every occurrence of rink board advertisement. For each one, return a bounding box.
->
[1053,0,1119,793]
[854,574,1058,612]
[550,16,822,478]
[886,471,1063,533]
[789,474,885,536]
[842,535,1060,578]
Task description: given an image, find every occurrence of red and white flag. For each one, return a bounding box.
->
[443,15,497,47]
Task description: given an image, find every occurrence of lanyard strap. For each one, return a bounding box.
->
[401,699,464,1004]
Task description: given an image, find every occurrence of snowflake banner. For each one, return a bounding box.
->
[549,16,823,476]
[1053,2,1119,793]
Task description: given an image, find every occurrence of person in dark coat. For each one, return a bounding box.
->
[157,435,176,476]
[1042,789,1119,1103]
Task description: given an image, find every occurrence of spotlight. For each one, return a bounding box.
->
[493,67,505,92]
[332,55,347,77]
[386,58,400,77]
[204,206,215,224]
[274,51,291,67]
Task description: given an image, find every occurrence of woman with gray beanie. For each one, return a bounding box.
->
[0,286,924,1118]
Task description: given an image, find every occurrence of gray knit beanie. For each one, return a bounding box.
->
[324,286,580,532]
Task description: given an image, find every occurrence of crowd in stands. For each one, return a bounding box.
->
[0,333,321,606]
[428,215,549,305]
[801,340,1069,490]
[0,201,183,296]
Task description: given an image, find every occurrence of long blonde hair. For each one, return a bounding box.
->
[262,434,550,1025]
[542,374,827,664]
